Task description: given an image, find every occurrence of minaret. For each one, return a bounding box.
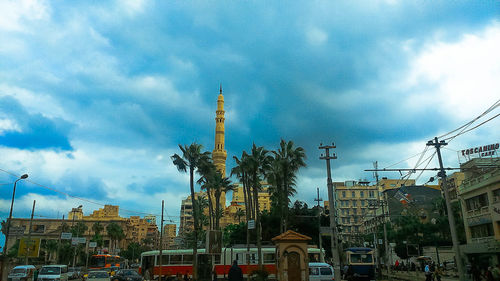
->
[212,85,228,207]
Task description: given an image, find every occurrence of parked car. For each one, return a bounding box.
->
[37,265,69,281]
[68,267,82,279]
[309,262,335,281]
[111,269,143,281]
[87,271,110,281]
[8,265,36,281]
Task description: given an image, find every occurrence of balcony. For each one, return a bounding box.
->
[459,169,500,194]
[466,206,490,218]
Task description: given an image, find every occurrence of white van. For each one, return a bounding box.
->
[8,265,36,281]
[37,265,69,281]
[309,262,335,281]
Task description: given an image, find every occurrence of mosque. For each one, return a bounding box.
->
[178,87,271,236]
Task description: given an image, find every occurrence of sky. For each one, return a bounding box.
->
[1,0,499,246]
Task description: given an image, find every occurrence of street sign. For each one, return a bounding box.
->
[18,238,40,257]
[61,232,72,239]
[378,239,383,245]
[248,220,255,230]
[9,226,25,236]
[72,237,86,245]
[89,242,97,248]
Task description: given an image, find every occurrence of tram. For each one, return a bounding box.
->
[344,247,376,281]
[140,246,322,280]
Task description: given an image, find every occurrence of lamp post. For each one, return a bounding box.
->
[3,174,29,255]
[71,205,83,268]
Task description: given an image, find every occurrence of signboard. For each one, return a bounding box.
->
[89,242,97,248]
[247,220,255,230]
[206,230,222,254]
[18,238,41,258]
[378,239,383,245]
[173,237,184,245]
[72,237,86,245]
[9,226,25,236]
[461,143,499,158]
[61,232,72,239]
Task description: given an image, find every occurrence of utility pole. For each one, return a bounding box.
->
[314,188,324,262]
[319,143,341,281]
[25,200,36,265]
[427,137,465,281]
[56,214,64,263]
[159,200,164,281]
[374,161,391,275]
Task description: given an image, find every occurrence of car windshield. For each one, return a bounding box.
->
[320,267,332,275]
[350,254,373,263]
[121,270,139,276]
[11,268,26,274]
[88,271,109,278]
[40,267,61,275]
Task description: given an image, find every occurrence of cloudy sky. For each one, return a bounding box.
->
[1,0,499,244]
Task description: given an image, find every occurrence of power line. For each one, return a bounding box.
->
[0,167,169,218]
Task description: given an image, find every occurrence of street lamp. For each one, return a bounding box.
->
[71,205,83,268]
[3,174,29,255]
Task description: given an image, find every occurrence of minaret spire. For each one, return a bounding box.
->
[212,85,227,207]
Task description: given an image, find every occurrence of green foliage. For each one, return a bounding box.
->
[120,242,144,262]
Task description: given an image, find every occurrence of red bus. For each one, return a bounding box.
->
[89,254,124,270]
[139,247,322,280]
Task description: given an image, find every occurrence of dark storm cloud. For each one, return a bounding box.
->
[0,96,73,151]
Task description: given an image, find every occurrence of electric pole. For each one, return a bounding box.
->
[374,161,391,275]
[314,188,324,262]
[319,143,341,281]
[159,200,164,281]
[25,200,36,265]
[427,137,465,281]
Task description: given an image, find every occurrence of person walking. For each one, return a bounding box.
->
[228,260,243,281]
[425,264,433,281]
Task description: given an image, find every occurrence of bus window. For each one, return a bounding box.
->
[171,255,182,264]
[309,267,319,275]
[308,253,320,262]
[246,254,257,264]
[90,256,105,268]
[160,255,169,265]
[183,255,193,264]
[235,253,244,264]
[214,254,221,264]
[263,253,275,263]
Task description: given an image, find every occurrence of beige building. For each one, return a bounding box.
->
[68,205,124,221]
[162,224,177,249]
[458,157,500,266]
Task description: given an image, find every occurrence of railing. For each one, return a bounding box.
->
[465,206,490,218]
[459,169,500,194]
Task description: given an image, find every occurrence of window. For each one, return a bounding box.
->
[353,209,357,215]
[361,200,365,207]
[309,267,319,275]
[182,255,193,264]
[246,253,257,264]
[320,267,333,275]
[341,209,345,215]
[493,189,500,203]
[342,191,346,198]
[263,253,275,263]
[369,191,375,198]
[470,223,494,238]
[352,200,357,207]
[360,191,364,198]
[346,209,350,215]
[352,191,355,198]
[170,255,182,264]
[465,193,489,211]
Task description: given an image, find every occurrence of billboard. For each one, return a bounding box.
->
[18,238,41,258]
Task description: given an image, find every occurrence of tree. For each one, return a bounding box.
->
[270,140,306,233]
[234,208,245,223]
[106,223,125,254]
[42,239,58,262]
[246,144,272,269]
[197,159,217,230]
[91,222,105,248]
[171,143,211,281]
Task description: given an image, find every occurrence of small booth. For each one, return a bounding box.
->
[272,230,312,281]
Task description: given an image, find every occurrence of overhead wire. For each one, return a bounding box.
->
[0,167,173,218]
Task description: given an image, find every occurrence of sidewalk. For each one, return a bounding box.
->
[384,270,461,281]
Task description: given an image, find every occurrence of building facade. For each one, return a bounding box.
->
[458,157,500,267]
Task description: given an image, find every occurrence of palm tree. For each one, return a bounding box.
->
[42,239,58,262]
[106,223,125,254]
[171,143,210,280]
[211,171,233,230]
[271,139,306,232]
[232,152,254,261]
[234,208,245,223]
[91,222,105,249]
[247,144,272,269]
[197,159,217,230]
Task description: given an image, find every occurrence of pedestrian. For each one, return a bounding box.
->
[484,266,494,281]
[183,273,189,281]
[228,260,243,281]
[434,266,442,281]
[491,263,500,281]
[425,264,433,281]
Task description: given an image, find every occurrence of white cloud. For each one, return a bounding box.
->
[0,0,50,32]
[403,21,500,121]
[0,119,21,134]
[306,27,328,45]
